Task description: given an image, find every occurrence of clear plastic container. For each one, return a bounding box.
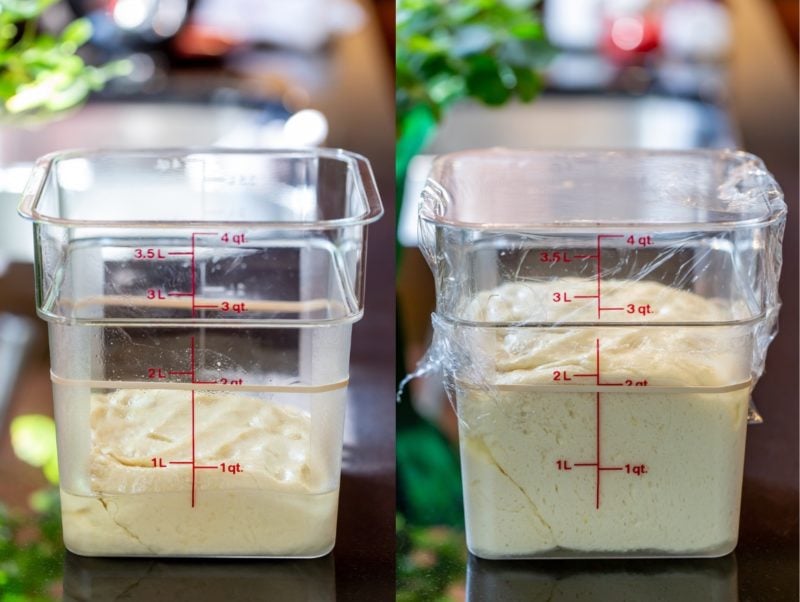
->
[418,149,785,559]
[19,148,383,557]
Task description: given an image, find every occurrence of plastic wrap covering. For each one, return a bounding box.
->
[410,149,786,559]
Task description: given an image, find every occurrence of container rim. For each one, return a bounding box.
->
[18,147,384,229]
[419,148,787,232]
[34,309,364,327]
[432,309,768,329]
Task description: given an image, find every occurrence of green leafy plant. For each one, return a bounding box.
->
[396,514,468,602]
[396,0,550,124]
[0,490,63,602]
[395,0,552,197]
[0,0,130,120]
[0,415,63,601]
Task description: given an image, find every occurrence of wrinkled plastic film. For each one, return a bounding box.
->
[411,150,786,430]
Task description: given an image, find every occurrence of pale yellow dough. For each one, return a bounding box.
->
[61,389,338,556]
[457,280,749,558]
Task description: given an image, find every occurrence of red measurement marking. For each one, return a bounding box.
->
[157,337,201,507]
[191,388,196,507]
[134,248,166,260]
[221,232,247,245]
[221,301,247,313]
[189,232,217,318]
[560,393,624,509]
[595,392,601,509]
[539,251,572,263]
[145,233,256,509]
[550,236,654,509]
[627,235,654,247]
[553,340,625,388]
[627,303,654,316]
[555,338,649,508]
[596,338,626,387]
[147,368,167,379]
[595,234,625,319]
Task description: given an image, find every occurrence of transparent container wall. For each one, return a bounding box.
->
[417,149,786,559]
[36,224,363,323]
[457,383,747,559]
[425,228,775,323]
[19,149,382,558]
[435,319,753,558]
[22,149,382,324]
[50,323,349,557]
[419,150,785,328]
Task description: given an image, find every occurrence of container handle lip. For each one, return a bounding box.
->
[17,154,55,221]
[350,153,384,223]
[16,147,384,228]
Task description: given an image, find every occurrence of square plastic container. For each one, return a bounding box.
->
[418,149,785,559]
[19,148,382,557]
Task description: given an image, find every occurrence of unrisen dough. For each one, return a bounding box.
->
[61,389,338,557]
[456,280,749,558]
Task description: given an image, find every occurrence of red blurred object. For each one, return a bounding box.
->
[602,13,661,62]
[172,23,241,57]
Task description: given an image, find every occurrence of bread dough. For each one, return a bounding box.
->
[455,280,749,558]
[61,389,338,557]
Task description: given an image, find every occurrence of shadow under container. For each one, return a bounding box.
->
[418,149,785,559]
[19,148,383,557]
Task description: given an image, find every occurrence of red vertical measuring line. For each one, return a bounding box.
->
[596,391,601,510]
[190,335,197,508]
[186,232,219,508]
[595,338,601,509]
[595,234,626,317]
[191,388,196,508]
[595,338,600,387]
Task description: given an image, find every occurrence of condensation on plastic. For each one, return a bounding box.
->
[401,149,786,427]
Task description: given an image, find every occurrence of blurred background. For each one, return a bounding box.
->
[0,1,394,600]
[395,1,798,600]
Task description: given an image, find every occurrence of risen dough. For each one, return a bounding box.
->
[456,280,749,558]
